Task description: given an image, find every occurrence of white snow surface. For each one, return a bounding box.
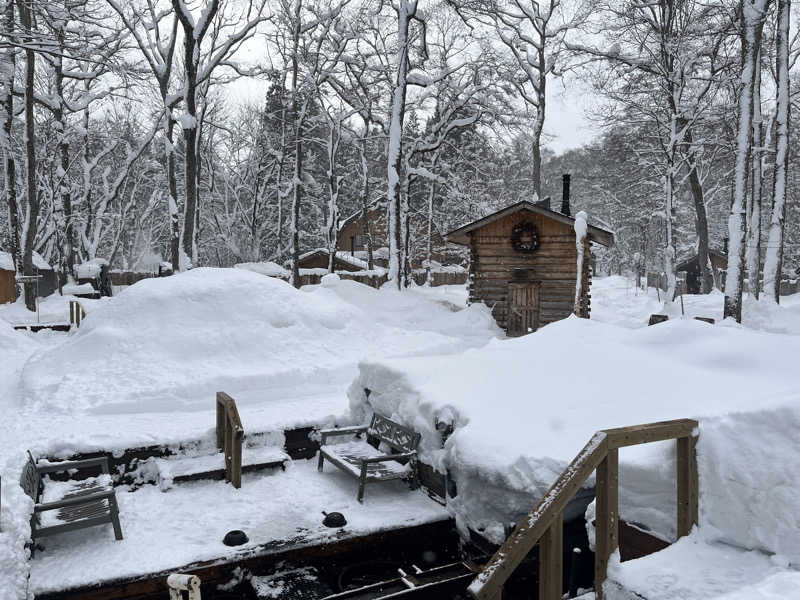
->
[234,260,289,278]
[19,268,498,415]
[349,311,800,554]
[27,460,448,595]
[606,533,800,599]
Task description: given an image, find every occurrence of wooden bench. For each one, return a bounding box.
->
[317,414,421,502]
[21,452,123,542]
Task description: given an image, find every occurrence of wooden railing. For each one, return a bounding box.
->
[69,300,86,328]
[467,419,699,600]
[216,392,244,489]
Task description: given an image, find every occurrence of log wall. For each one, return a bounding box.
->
[468,211,591,333]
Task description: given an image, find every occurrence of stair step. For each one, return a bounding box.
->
[251,567,333,599]
[156,446,288,489]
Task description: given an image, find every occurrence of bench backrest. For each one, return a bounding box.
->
[20,452,40,503]
[367,414,421,454]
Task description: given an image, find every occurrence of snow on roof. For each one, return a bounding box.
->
[75,257,108,278]
[349,316,800,554]
[0,251,13,271]
[298,248,387,273]
[235,261,289,278]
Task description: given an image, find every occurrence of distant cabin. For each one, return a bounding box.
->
[676,250,727,294]
[445,201,614,337]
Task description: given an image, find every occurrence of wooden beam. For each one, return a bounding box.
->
[603,419,697,449]
[676,434,699,538]
[539,514,563,600]
[594,448,619,600]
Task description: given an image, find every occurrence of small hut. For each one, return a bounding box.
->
[0,251,57,301]
[445,201,614,336]
[676,250,727,294]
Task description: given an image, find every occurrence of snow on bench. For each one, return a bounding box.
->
[156,446,288,490]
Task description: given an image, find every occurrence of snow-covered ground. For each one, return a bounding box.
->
[1,272,799,599]
[28,460,448,595]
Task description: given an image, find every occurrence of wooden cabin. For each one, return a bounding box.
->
[0,252,15,304]
[676,250,727,294]
[445,201,614,336]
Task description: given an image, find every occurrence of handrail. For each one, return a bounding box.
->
[468,418,698,600]
[216,392,244,488]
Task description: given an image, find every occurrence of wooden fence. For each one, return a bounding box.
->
[467,418,699,600]
[215,392,244,489]
[297,270,467,288]
[69,300,86,328]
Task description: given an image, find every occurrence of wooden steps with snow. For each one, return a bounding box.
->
[155,446,288,488]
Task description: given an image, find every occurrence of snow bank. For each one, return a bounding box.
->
[20,268,498,415]
[348,316,800,551]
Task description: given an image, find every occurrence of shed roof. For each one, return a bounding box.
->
[444,201,615,247]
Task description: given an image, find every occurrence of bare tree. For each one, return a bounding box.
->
[725,0,772,321]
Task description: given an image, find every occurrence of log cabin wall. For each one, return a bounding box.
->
[467,210,591,334]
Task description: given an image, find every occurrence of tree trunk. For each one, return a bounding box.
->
[1,0,20,274]
[181,39,199,269]
[20,0,39,311]
[746,49,763,299]
[288,2,303,288]
[724,4,767,321]
[325,121,340,274]
[531,41,546,199]
[54,24,75,281]
[166,116,180,273]
[683,127,713,293]
[386,1,413,290]
[358,124,374,271]
[763,0,789,303]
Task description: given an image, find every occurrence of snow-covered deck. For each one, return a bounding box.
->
[29,459,449,596]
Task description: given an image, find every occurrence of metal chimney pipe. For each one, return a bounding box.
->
[561,174,571,216]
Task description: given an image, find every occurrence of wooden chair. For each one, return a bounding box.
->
[317,414,421,502]
[21,451,123,543]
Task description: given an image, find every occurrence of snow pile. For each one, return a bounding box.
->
[235,261,289,279]
[348,316,800,552]
[20,268,498,415]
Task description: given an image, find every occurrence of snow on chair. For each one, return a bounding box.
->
[21,451,123,545]
[317,413,421,503]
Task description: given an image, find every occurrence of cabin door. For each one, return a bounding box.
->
[507,282,540,337]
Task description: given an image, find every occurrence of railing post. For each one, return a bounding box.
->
[676,434,699,538]
[224,415,232,483]
[69,301,74,326]
[594,448,619,600]
[539,513,563,600]
[231,430,243,489]
[215,393,225,450]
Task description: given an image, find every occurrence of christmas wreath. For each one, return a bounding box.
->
[511,221,539,253]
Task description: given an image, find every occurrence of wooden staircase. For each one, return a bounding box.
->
[467,419,699,600]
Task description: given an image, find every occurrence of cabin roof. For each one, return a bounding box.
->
[444,201,615,247]
[676,249,727,271]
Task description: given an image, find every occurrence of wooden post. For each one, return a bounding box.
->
[69,301,74,325]
[215,393,225,450]
[594,448,619,600]
[224,416,232,483]
[676,434,699,538]
[539,513,563,600]
[231,430,243,489]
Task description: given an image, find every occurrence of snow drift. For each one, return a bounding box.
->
[348,316,800,559]
[19,268,498,414]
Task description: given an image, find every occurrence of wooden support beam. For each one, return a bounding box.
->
[604,419,697,449]
[594,448,619,600]
[676,434,699,538]
[539,514,563,600]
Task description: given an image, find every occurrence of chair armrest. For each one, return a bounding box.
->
[36,456,110,475]
[34,489,115,512]
[319,426,368,444]
[361,451,416,464]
